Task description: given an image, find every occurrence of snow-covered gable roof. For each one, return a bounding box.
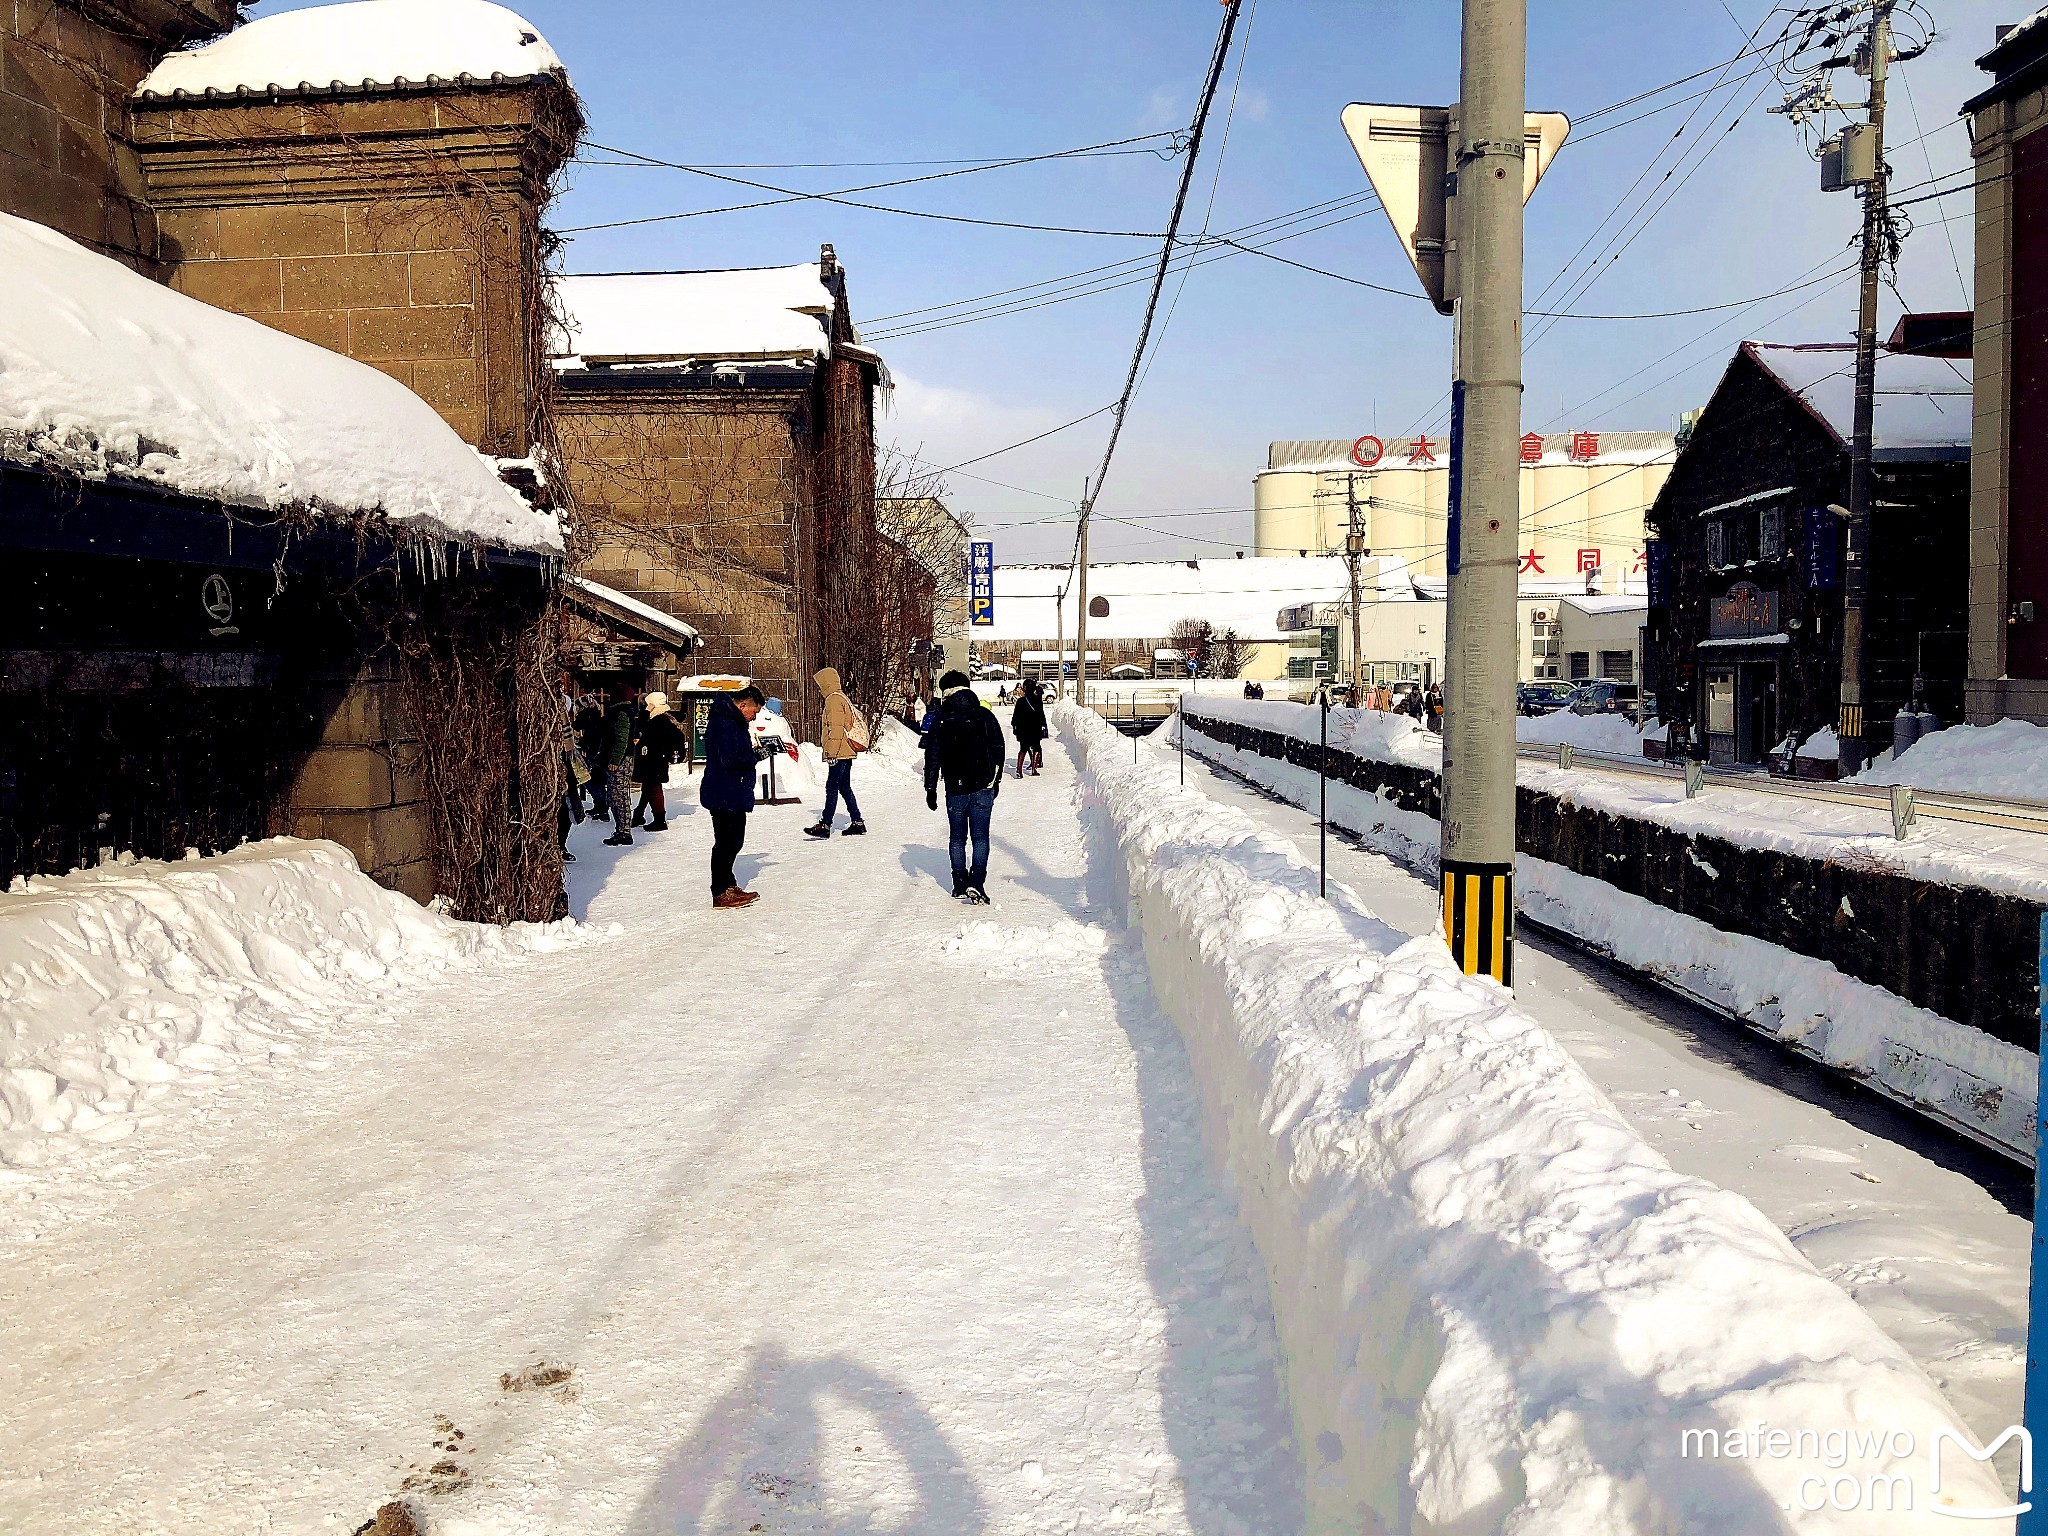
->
[976,557,1353,643]
[1265,431,1674,475]
[135,0,564,100]
[0,213,560,552]
[1745,342,1972,460]
[563,575,699,648]
[552,268,837,370]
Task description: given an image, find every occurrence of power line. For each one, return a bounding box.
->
[572,137,1181,172]
[558,136,1179,239]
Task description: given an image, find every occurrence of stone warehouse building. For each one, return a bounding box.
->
[0,0,589,917]
[551,255,885,740]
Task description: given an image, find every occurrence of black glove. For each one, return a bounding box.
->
[926,788,938,811]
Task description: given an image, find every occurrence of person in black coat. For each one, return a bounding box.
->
[701,686,770,908]
[630,691,690,832]
[575,693,609,818]
[923,670,1007,902]
[600,684,641,846]
[1010,679,1049,777]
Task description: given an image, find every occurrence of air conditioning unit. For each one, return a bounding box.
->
[1531,608,1551,623]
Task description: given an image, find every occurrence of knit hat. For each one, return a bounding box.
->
[644,692,671,717]
[939,669,970,691]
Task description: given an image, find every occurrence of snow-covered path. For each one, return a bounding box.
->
[1164,726,2030,1448]
[0,738,1301,1533]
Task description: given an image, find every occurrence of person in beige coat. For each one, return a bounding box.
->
[805,666,868,838]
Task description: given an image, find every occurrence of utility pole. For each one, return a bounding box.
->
[1438,0,1525,987]
[1345,475,1368,706]
[1837,0,1892,778]
[1074,479,1092,710]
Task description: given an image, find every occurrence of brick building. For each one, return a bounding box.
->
[551,255,884,740]
[1645,342,1969,767]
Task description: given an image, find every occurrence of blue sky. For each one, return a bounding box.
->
[249,0,2007,563]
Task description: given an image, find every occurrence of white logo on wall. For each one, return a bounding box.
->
[202,573,238,637]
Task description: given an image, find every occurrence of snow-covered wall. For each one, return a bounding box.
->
[0,841,583,1167]
[1058,699,2006,1533]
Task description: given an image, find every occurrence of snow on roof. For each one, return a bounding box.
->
[563,575,699,647]
[0,213,560,552]
[136,0,564,100]
[977,557,1353,643]
[1745,342,1972,458]
[552,267,836,368]
[1560,594,1648,615]
[1264,431,1675,475]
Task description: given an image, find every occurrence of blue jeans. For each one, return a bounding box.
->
[946,786,995,886]
[822,758,862,826]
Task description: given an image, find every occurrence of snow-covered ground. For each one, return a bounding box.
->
[0,731,1300,1532]
[1188,696,2048,903]
[1854,719,2048,803]
[1161,724,2028,1455]
[1516,708,1660,755]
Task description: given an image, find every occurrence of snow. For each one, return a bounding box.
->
[1065,698,2008,1531]
[562,574,699,647]
[0,721,1304,1532]
[1165,725,2028,1453]
[0,214,561,552]
[1800,727,1843,762]
[136,0,564,99]
[0,840,586,1170]
[1191,696,2048,905]
[1854,719,2048,803]
[1748,343,1972,458]
[552,266,836,367]
[977,556,1353,643]
[1516,709,1659,755]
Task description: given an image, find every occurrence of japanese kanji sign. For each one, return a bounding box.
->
[1570,431,1600,462]
[1407,435,1439,466]
[1576,547,1602,573]
[1519,550,1545,575]
[1520,433,1545,464]
[969,541,995,626]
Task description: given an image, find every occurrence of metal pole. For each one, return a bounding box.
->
[1439,0,1524,987]
[1347,475,1367,708]
[2026,911,2048,1536]
[1319,690,1329,899]
[1837,0,1891,779]
[1179,705,1186,785]
[1054,578,1066,703]
[1075,479,1092,713]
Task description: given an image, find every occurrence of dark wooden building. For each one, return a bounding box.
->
[1645,341,1970,767]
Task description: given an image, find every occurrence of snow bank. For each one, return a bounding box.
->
[0,840,583,1167]
[1855,719,2048,802]
[1187,694,1444,769]
[136,0,564,99]
[1064,699,2005,1532]
[1516,710,1658,756]
[0,214,561,552]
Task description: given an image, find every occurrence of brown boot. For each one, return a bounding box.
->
[712,888,760,910]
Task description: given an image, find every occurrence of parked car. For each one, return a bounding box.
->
[1567,680,1642,716]
[1517,680,1578,716]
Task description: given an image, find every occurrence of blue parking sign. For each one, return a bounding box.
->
[970,541,995,626]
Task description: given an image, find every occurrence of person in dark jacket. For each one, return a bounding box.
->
[701,685,769,909]
[1011,679,1048,777]
[630,691,690,832]
[600,683,641,846]
[923,670,1007,903]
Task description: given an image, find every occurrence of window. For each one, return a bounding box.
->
[1599,650,1635,683]
[1706,670,1736,735]
[1760,507,1785,561]
[1568,652,1591,680]
[1705,520,1727,569]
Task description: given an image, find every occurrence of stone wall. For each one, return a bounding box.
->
[556,379,816,729]
[1184,708,2044,1050]
[280,654,433,904]
[131,81,579,453]
[1,0,238,269]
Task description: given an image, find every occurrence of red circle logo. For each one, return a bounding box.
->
[1351,435,1385,468]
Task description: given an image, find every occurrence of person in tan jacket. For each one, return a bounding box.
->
[805,666,868,838]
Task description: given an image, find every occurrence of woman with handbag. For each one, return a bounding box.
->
[630,692,689,832]
[805,666,869,838]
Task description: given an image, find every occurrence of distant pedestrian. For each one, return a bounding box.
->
[600,683,641,846]
[1011,678,1048,777]
[576,692,609,818]
[806,667,870,838]
[630,691,688,832]
[924,669,1007,903]
[702,684,770,909]
[1426,683,1444,734]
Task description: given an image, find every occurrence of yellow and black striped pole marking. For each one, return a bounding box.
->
[1441,860,1514,985]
